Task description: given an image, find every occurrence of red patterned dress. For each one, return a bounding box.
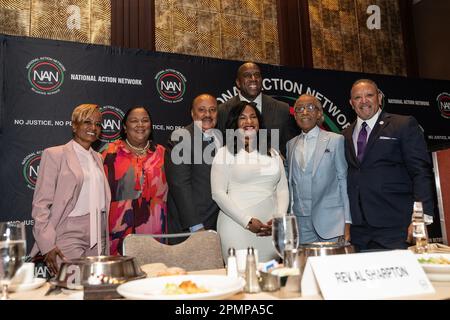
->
[101,140,168,255]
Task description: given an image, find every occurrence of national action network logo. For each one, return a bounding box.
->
[437,92,450,119]
[99,105,125,143]
[155,69,187,103]
[22,150,43,190]
[26,57,65,95]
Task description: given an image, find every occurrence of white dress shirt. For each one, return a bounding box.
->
[69,141,106,250]
[352,108,382,153]
[238,92,263,113]
[69,142,105,217]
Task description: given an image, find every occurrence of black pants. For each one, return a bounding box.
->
[350,223,409,252]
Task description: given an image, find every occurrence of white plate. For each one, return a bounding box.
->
[117,275,245,300]
[416,253,450,274]
[416,253,450,282]
[9,278,47,292]
[425,273,450,282]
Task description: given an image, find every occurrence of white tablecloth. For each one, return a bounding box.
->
[10,267,450,300]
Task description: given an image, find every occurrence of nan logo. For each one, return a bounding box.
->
[22,150,43,190]
[155,69,187,103]
[99,105,125,143]
[437,92,450,119]
[26,57,65,95]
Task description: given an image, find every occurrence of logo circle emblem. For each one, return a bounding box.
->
[99,106,125,143]
[437,93,450,119]
[22,151,43,190]
[26,57,65,95]
[155,69,187,103]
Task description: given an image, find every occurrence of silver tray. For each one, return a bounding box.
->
[52,255,146,290]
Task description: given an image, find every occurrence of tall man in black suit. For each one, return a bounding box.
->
[165,94,220,242]
[342,79,435,251]
[217,61,299,157]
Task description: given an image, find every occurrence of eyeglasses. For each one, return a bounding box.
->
[294,104,317,113]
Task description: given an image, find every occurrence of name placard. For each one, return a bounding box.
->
[301,250,435,300]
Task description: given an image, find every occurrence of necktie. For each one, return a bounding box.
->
[207,136,216,157]
[203,135,214,144]
[357,122,368,162]
[299,134,306,170]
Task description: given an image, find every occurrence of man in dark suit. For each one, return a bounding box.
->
[165,94,220,242]
[342,79,435,251]
[217,61,299,157]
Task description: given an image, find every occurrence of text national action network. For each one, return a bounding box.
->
[70,74,142,85]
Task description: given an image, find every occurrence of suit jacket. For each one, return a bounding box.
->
[165,123,220,233]
[217,95,300,157]
[342,112,435,228]
[286,129,351,239]
[30,140,111,256]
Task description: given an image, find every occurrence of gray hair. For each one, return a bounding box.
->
[294,94,324,125]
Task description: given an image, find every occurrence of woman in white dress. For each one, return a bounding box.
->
[211,101,289,262]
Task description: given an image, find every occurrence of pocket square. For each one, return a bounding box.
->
[379,136,398,140]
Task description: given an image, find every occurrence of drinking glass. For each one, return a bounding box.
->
[0,221,26,299]
[272,215,299,267]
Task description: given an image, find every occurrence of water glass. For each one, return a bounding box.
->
[272,215,299,267]
[0,221,26,299]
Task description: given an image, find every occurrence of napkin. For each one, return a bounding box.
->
[140,263,168,277]
[139,263,187,277]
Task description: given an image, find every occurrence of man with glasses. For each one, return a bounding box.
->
[286,94,351,244]
[217,61,299,157]
[342,79,435,251]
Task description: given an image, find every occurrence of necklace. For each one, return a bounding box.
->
[125,139,149,156]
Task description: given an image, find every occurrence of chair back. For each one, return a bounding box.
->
[122,230,224,271]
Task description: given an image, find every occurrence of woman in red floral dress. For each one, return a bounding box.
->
[101,106,168,255]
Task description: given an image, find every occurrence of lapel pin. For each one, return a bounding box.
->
[379,121,384,125]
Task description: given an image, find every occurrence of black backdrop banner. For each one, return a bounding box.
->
[1,35,449,248]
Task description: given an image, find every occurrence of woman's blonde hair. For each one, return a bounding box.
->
[71,104,100,125]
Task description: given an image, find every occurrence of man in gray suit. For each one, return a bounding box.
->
[165,94,220,243]
[286,94,351,244]
[217,61,299,157]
